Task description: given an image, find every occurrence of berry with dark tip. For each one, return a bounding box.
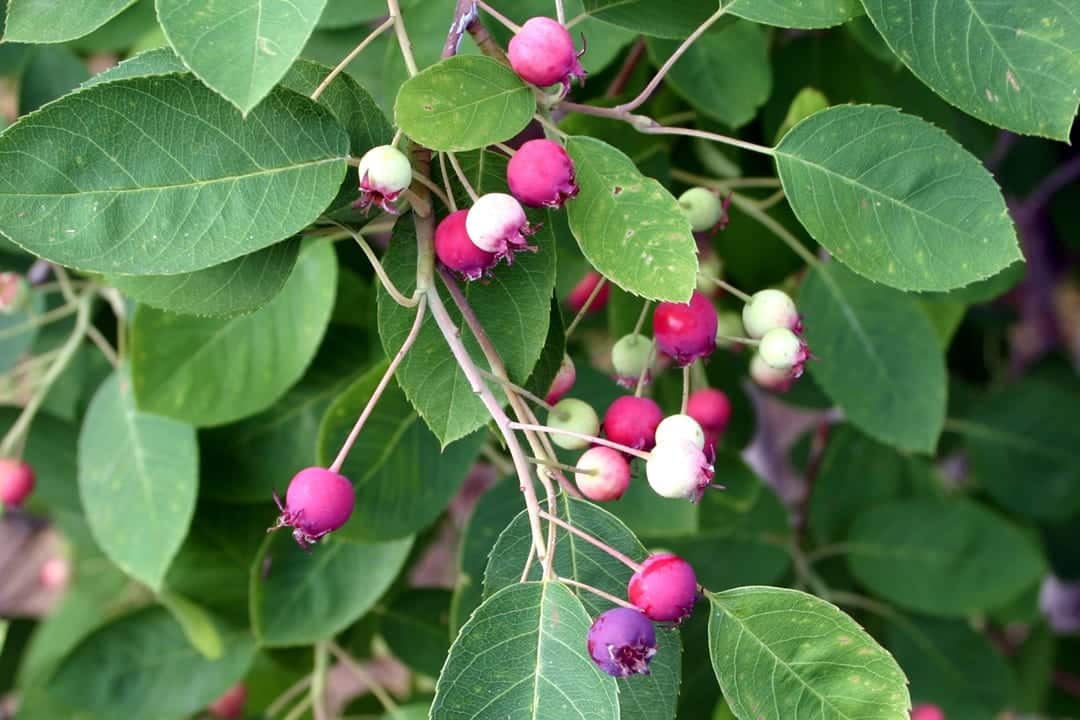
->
[546,398,600,450]
[355,145,412,214]
[587,607,657,677]
[0,458,35,507]
[603,395,663,451]
[742,288,801,339]
[628,553,698,623]
[208,683,247,720]
[566,271,610,315]
[270,467,355,549]
[646,441,714,502]
[653,291,718,366]
[545,353,577,405]
[507,139,579,208]
[575,446,631,502]
[508,17,586,94]
[465,193,538,263]
[435,209,498,281]
[611,333,653,388]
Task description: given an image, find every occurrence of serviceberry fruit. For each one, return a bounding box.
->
[208,683,247,720]
[653,291,718,366]
[508,17,585,94]
[38,556,69,590]
[749,352,795,392]
[546,398,600,450]
[603,395,663,451]
[587,607,657,677]
[910,705,945,720]
[270,467,355,549]
[654,414,705,450]
[435,209,497,280]
[465,193,537,262]
[507,139,579,208]
[758,327,809,377]
[610,333,653,388]
[0,272,29,315]
[742,288,801,339]
[566,271,610,314]
[355,145,412,214]
[678,187,725,233]
[545,353,577,404]
[575,446,631,502]
[0,458,35,507]
[628,553,698,623]
[687,388,732,436]
[646,441,714,502]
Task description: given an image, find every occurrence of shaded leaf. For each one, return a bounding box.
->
[724,0,862,29]
[2,0,136,43]
[580,0,720,38]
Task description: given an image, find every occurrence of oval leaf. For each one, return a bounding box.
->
[708,586,910,720]
[847,499,1046,617]
[776,105,1021,291]
[78,370,198,590]
[0,75,348,275]
[801,263,946,453]
[725,0,862,29]
[581,0,720,38]
[432,581,619,720]
[2,0,137,43]
[394,55,535,152]
[566,135,697,302]
[861,0,1080,141]
[131,241,336,427]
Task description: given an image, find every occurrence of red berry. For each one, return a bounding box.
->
[603,396,663,451]
[586,607,656,677]
[575,446,630,502]
[508,17,586,92]
[653,291,718,366]
[435,209,497,280]
[545,354,576,404]
[686,388,732,435]
[270,467,355,549]
[566,271,610,314]
[507,139,579,208]
[628,553,698,623]
[910,705,945,720]
[208,683,247,720]
[0,458,35,507]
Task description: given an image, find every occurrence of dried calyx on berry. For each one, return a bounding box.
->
[0,458,35,507]
[575,446,631,502]
[611,333,654,388]
[603,395,663,451]
[758,327,809,377]
[587,607,657,677]
[269,467,355,549]
[507,139,579,208]
[435,209,497,281]
[508,17,586,96]
[545,353,577,405]
[355,145,412,214]
[546,398,600,450]
[465,193,538,264]
[653,291,718,366]
[645,441,715,503]
[628,553,698,623]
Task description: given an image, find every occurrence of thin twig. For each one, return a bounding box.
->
[0,301,78,340]
[727,191,818,266]
[413,171,452,208]
[493,141,516,156]
[327,220,420,307]
[554,0,566,24]
[475,0,521,32]
[266,676,312,718]
[508,422,650,460]
[701,274,752,303]
[681,365,691,413]
[632,300,652,336]
[328,642,401,714]
[387,0,419,75]
[564,276,606,337]
[481,444,515,476]
[526,456,593,475]
[312,17,395,101]
[557,576,639,610]
[445,152,479,202]
[281,697,313,720]
[85,325,119,368]
[477,368,557,412]
[437,152,459,212]
[312,641,329,720]
[605,38,647,99]
[539,510,642,572]
[633,342,656,397]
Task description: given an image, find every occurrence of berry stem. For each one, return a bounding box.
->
[756,188,787,211]
[437,152,459,211]
[701,274,752,303]
[85,325,119,368]
[565,275,607,337]
[265,676,313,718]
[518,401,584,500]
[477,368,557,413]
[311,16,395,101]
[386,0,419,76]
[281,696,313,720]
[311,641,329,720]
[493,141,516,156]
[474,0,521,32]
[718,335,760,346]
[633,342,655,398]
[327,220,422,307]
[329,295,427,474]
[605,38,647,98]
[508,422,651,460]
[533,113,567,138]
[557,576,639,610]
[727,191,819,267]
[0,300,78,340]
[632,300,652,336]
[444,151,480,202]
[411,171,453,208]
[681,365,691,414]
[554,0,566,24]
[327,641,401,714]
[539,510,642,572]
[526,456,595,476]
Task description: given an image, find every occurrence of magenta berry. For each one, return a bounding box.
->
[0,272,29,314]
[566,270,610,314]
[758,327,809,377]
[465,193,537,263]
[208,683,247,720]
[435,209,497,280]
[610,333,653,388]
[586,607,657,677]
[355,145,412,214]
[270,467,355,549]
[603,396,663,451]
[749,352,795,392]
[646,441,714,502]
[628,553,698,623]
[911,705,945,720]
[545,353,577,404]
[508,17,586,94]
[653,291,718,366]
[742,288,801,339]
[507,139,579,208]
[575,446,631,502]
[687,388,732,435]
[546,398,600,450]
[0,458,35,507]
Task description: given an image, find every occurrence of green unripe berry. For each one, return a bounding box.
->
[759,327,804,371]
[742,289,800,339]
[611,333,653,387]
[547,398,600,450]
[678,187,725,232]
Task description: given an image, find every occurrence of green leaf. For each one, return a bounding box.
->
[157,0,328,113]
[394,55,535,152]
[68,0,159,53]
[724,0,862,29]
[846,498,1046,617]
[800,263,946,452]
[377,215,556,446]
[566,136,697,302]
[17,45,90,113]
[0,75,348,275]
[158,591,225,660]
[78,370,198,591]
[316,361,485,541]
[580,0,721,38]
[646,21,770,129]
[110,239,300,318]
[81,46,188,88]
[131,241,336,427]
[251,531,412,647]
[318,0,387,29]
[432,581,619,720]
[955,377,1080,520]
[775,104,1021,291]
[708,587,910,720]
[378,589,453,677]
[860,0,1080,141]
[0,287,44,372]
[2,0,136,43]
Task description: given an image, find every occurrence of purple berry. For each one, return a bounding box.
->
[545,353,577,405]
[653,291,718,366]
[575,446,631,502]
[435,209,497,280]
[355,145,412,214]
[465,193,537,263]
[508,17,585,94]
[603,396,663,451]
[0,458,35,507]
[270,467,355,549]
[646,441,714,503]
[507,139,579,208]
[586,607,657,677]
[628,553,698,623]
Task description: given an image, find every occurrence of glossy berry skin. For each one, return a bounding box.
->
[628,553,698,623]
[355,145,412,214]
[466,193,537,262]
[566,271,610,314]
[545,353,576,404]
[653,291,718,366]
[759,327,809,377]
[749,352,795,392]
[270,467,355,549]
[655,414,705,450]
[646,441,714,502]
[587,608,657,677]
[687,389,732,436]
[435,210,497,280]
[208,683,247,720]
[910,705,945,720]
[507,139,579,208]
[546,398,600,450]
[742,289,801,339]
[603,396,663,451]
[0,272,29,315]
[0,458,35,507]
[679,187,725,232]
[610,333,653,388]
[508,17,586,92]
[575,446,631,502]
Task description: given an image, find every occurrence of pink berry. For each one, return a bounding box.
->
[603,396,663,451]
[545,354,576,404]
[38,557,69,590]
[628,553,698,623]
[749,352,795,392]
[742,289,801,339]
[645,441,714,502]
[465,193,537,263]
[911,704,946,720]
[575,447,630,502]
[208,683,247,720]
[508,17,586,93]
[586,607,656,677]
[507,139,579,208]
[435,209,497,280]
[566,271,610,315]
[0,272,29,314]
[686,389,732,435]
[355,145,412,214]
[653,291,718,366]
[270,467,355,549]
[0,458,35,507]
